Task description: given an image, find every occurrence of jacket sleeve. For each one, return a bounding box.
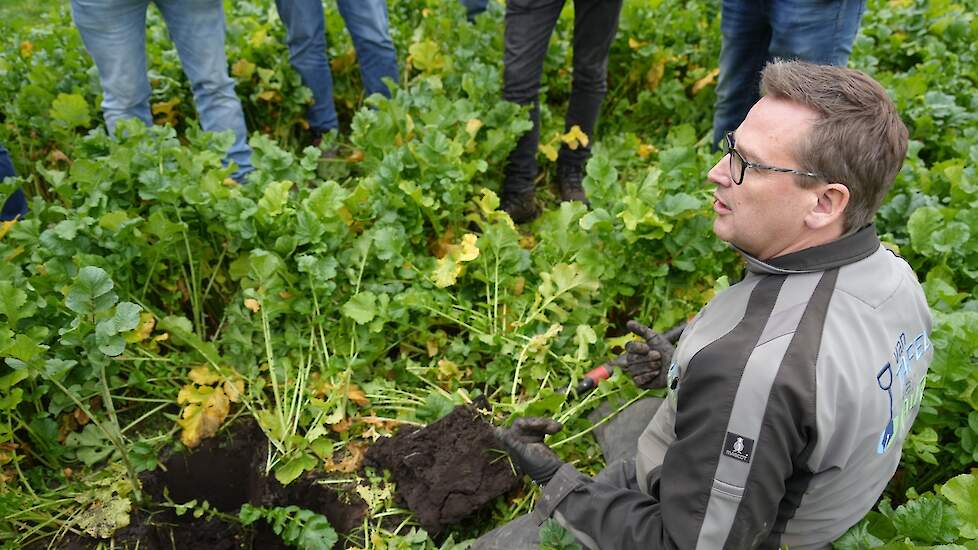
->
[533,333,815,549]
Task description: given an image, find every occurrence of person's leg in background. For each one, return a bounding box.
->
[69,0,154,132]
[275,0,339,138]
[460,0,490,20]
[0,145,27,222]
[156,0,253,180]
[710,0,772,150]
[336,0,399,98]
[556,0,624,205]
[500,0,565,224]
[768,0,866,65]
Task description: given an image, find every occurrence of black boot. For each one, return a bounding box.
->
[500,190,540,224]
[556,162,590,206]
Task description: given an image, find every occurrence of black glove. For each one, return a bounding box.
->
[493,417,564,485]
[609,319,682,389]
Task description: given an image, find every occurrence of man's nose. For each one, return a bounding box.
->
[707,155,731,187]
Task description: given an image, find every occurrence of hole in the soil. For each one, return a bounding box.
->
[156,432,256,512]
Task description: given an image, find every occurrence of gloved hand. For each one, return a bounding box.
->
[493,417,564,485]
[608,320,682,389]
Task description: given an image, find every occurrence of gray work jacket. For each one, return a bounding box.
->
[534,225,933,549]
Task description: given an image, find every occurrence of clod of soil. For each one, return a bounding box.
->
[365,401,519,533]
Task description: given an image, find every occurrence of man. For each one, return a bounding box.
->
[500,0,623,224]
[711,0,865,149]
[275,0,398,150]
[71,0,253,180]
[481,60,932,549]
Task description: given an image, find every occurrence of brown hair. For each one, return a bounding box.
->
[760,60,909,232]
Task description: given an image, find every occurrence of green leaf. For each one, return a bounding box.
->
[43,358,78,381]
[274,453,318,486]
[890,494,960,544]
[297,514,338,550]
[239,504,263,526]
[907,206,944,256]
[0,281,30,327]
[539,518,582,550]
[942,474,978,539]
[50,93,91,129]
[66,266,118,315]
[341,292,377,325]
[258,180,293,219]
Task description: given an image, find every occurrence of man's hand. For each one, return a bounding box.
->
[493,417,564,485]
[609,320,682,389]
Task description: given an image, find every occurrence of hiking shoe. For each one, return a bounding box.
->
[556,162,590,206]
[500,191,540,224]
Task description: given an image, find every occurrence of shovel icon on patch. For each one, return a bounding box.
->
[876,363,894,454]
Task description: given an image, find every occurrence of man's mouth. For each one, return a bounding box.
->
[713,196,732,214]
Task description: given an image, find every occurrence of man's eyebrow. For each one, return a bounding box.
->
[733,133,761,161]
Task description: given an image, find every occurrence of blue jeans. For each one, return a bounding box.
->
[0,145,27,222]
[70,0,253,179]
[460,0,489,19]
[275,0,399,134]
[711,0,866,148]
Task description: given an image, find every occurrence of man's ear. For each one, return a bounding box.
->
[805,183,850,231]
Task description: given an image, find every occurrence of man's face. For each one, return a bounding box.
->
[707,96,822,260]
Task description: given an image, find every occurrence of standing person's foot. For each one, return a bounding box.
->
[556,162,590,206]
[500,190,540,224]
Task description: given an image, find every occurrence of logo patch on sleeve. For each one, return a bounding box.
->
[723,432,754,463]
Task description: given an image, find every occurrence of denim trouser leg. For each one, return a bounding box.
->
[460,0,489,19]
[70,0,154,130]
[0,145,27,222]
[72,0,252,178]
[502,0,565,195]
[558,0,623,169]
[275,0,338,132]
[336,0,399,98]
[712,0,866,149]
[711,0,771,149]
[155,0,253,177]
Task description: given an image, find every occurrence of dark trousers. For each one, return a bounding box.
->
[502,0,623,195]
[0,145,26,222]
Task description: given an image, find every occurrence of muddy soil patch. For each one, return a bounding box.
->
[365,402,519,533]
[33,420,366,549]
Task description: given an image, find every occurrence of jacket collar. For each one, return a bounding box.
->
[736,224,881,275]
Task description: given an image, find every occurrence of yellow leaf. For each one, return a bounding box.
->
[257,90,281,103]
[244,298,260,313]
[248,28,267,48]
[19,41,33,58]
[692,67,720,95]
[628,37,643,49]
[346,384,370,407]
[646,58,667,91]
[437,358,460,380]
[231,58,256,80]
[539,143,558,162]
[189,366,221,386]
[457,233,479,262]
[0,220,16,241]
[177,384,230,448]
[324,443,365,473]
[151,98,181,126]
[560,125,590,150]
[637,143,658,158]
[223,378,245,403]
[465,118,483,137]
[124,312,155,344]
[426,339,439,357]
[430,234,480,287]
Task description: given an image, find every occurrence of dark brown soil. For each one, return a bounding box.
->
[364,401,519,533]
[31,420,366,549]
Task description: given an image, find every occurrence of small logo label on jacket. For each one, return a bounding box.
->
[723,432,754,463]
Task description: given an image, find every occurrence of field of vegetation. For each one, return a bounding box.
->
[1,0,977,548]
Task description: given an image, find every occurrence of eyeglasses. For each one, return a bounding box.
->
[723,131,825,185]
